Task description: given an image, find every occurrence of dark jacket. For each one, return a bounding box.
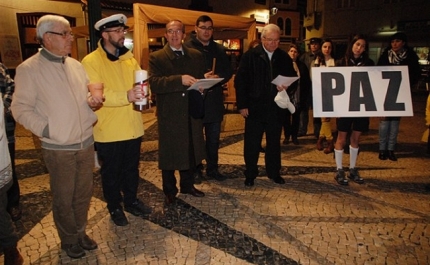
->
[288,60,311,109]
[149,45,206,170]
[234,45,296,122]
[184,34,233,123]
[377,47,421,87]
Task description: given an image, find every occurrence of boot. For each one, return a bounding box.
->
[324,139,334,154]
[4,245,24,265]
[317,137,325,151]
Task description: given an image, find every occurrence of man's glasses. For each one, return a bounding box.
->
[197,26,214,31]
[263,37,280,43]
[104,28,127,34]
[166,29,183,35]
[46,31,74,38]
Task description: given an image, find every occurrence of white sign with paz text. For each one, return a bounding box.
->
[311,66,413,117]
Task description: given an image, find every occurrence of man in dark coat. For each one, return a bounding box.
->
[184,15,233,183]
[149,20,206,204]
[234,23,296,187]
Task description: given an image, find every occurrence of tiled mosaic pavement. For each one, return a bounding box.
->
[3,90,430,265]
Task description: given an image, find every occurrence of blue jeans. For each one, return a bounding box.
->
[203,122,221,175]
[379,118,400,151]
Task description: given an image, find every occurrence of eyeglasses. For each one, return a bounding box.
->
[46,31,74,38]
[263,37,280,43]
[197,26,214,31]
[166,29,183,35]
[104,28,127,34]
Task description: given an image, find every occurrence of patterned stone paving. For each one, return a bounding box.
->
[2,90,430,265]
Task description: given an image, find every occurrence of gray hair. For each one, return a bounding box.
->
[261,24,281,39]
[36,15,70,43]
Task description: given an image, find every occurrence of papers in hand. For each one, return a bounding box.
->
[187,78,224,90]
[271,75,299,87]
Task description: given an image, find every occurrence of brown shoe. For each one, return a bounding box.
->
[317,137,325,151]
[78,235,98,250]
[323,139,334,154]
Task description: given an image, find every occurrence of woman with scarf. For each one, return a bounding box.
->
[312,39,336,153]
[333,34,374,185]
[377,32,420,161]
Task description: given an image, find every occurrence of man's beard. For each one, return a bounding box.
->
[109,37,124,49]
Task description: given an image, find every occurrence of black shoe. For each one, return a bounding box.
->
[283,138,290,145]
[78,235,98,250]
[334,169,348,186]
[8,206,22,222]
[193,171,203,184]
[61,243,86,259]
[110,208,129,226]
[292,138,299,145]
[207,171,227,181]
[388,151,397,161]
[244,178,254,186]
[180,187,205,197]
[378,150,387,160]
[271,176,286,184]
[348,168,364,184]
[165,194,177,205]
[124,199,152,217]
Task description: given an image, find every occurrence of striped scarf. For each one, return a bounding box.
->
[388,49,407,65]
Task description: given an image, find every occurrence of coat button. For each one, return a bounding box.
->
[182,93,185,97]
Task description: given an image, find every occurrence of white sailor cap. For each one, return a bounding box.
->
[94,14,129,31]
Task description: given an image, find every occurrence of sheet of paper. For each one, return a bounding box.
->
[271,75,299,87]
[187,78,224,90]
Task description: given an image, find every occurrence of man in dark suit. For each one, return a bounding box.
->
[149,20,206,204]
[184,15,233,183]
[234,23,296,187]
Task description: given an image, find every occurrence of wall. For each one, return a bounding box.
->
[0,0,86,67]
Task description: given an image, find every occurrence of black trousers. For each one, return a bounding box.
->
[161,170,194,196]
[96,137,142,212]
[244,117,282,179]
[6,143,20,209]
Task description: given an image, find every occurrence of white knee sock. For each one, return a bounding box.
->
[334,149,343,169]
[349,145,359,169]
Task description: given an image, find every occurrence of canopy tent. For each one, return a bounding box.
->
[132,3,257,68]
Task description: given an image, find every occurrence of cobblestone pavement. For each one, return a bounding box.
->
[2,90,430,265]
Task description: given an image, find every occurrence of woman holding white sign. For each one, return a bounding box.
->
[377,32,420,161]
[333,34,374,186]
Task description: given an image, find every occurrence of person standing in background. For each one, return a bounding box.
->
[283,44,311,146]
[299,37,322,138]
[82,14,151,227]
[184,15,233,183]
[377,32,420,161]
[1,95,23,265]
[0,62,22,221]
[234,24,296,187]
[311,39,336,154]
[149,20,206,205]
[12,15,102,258]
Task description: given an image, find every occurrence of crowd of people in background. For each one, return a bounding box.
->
[0,10,427,263]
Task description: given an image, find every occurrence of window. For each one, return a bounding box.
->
[285,18,292,35]
[277,17,284,32]
[337,0,355,8]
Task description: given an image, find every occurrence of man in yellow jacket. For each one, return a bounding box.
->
[82,14,151,226]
